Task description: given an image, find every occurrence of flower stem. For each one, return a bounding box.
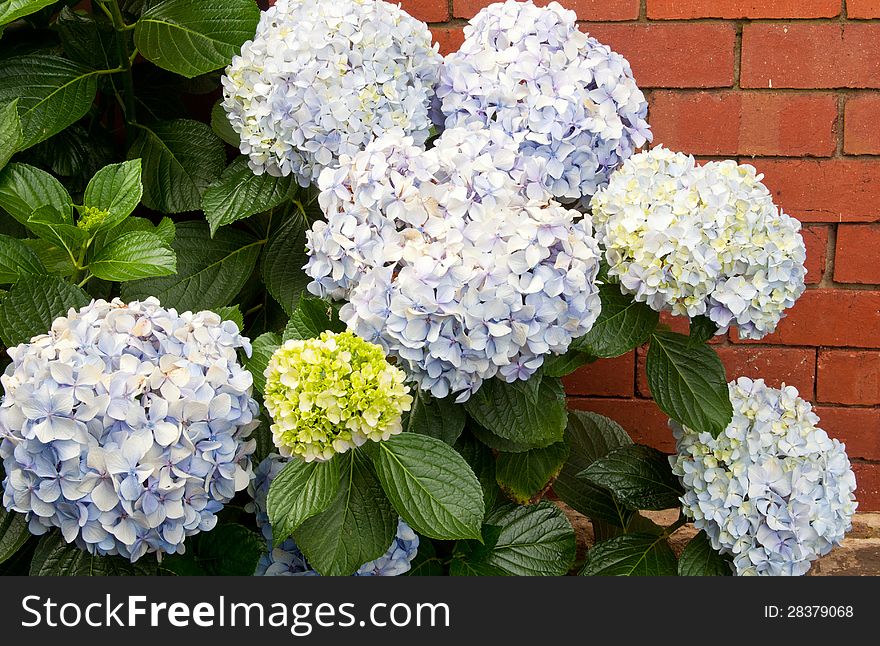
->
[103,0,138,132]
[661,513,688,539]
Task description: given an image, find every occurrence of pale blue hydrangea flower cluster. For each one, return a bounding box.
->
[671,378,857,576]
[250,454,418,576]
[306,124,603,401]
[222,0,442,186]
[591,147,807,340]
[435,0,650,207]
[0,298,259,562]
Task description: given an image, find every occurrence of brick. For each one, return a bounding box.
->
[844,94,880,154]
[853,463,880,512]
[649,91,837,157]
[453,0,639,20]
[731,289,880,348]
[848,0,880,18]
[835,224,880,283]
[583,24,736,88]
[803,225,829,285]
[659,311,689,335]
[753,159,880,223]
[637,346,815,398]
[648,0,840,18]
[563,352,634,397]
[742,24,880,89]
[398,0,449,22]
[817,406,880,460]
[431,26,465,55]
[818,351,880,405]
[567,397,675,452]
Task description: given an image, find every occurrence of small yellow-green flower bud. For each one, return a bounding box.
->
[76,205,110,233]
[264,331,413,462]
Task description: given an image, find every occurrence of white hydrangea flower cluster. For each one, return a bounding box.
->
[250,454,418,576]
[671,378,857,576]
[221,0,442,186]
[591,147,807,339]
[0,298,259,562]
[306,124,603,401]
[436,0,650,207]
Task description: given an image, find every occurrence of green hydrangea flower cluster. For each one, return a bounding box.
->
[264,331,413,462]
[76,205,110,233]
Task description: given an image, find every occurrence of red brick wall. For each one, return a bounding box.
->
[406,0,880,509]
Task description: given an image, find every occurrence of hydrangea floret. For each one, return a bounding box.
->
[221,0,442,186]
[590,146,807,339]
[0,298,259,562]
[305,124,603,401]
[264,331,412,461]
[250,454,418,576]
[436,0,650,206]
[671,377,857,576]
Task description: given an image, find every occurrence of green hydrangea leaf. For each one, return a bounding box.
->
[678,530,733,576]
[541,349,594,378]
[0,275,89,347]
[465,374,567,449]
[0,233,46,284]
[402,390,466,445]
[580,533,677,576]
[121,221,261,312]
[56,6,122,70]
[461,502,576,576]
[82,160,143,233]
[570,285,659,358]
[245,332,280,395]
[261,212,310,315]
[0,55,100,150]
[127,120,225,214]
[211,100,240,147]
[688,315,719,346]
[0,507,30,565]
[204,156,297,235]
[554,410,634,528]
[0,0,56,28]
[579,444,684,511]
[89,216,175,258]
[267,458,339,547]
[28,204,89,258]
[282,296,345,341]
[213,304,244,330]
[159,524,263,576]
[406,537,445,576]
[495,441,569,505]
[454,433,499,514]
[89,231,176,282]
[135,0,261,78]
[21,239,75,276]
[0,99,22,171]
[30,532,158,575]
[293,451,396,576]
[646,330,733,437]
[0,162,73,232]
[373,432,484,541]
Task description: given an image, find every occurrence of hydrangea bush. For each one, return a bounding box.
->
[0,0,856,577]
